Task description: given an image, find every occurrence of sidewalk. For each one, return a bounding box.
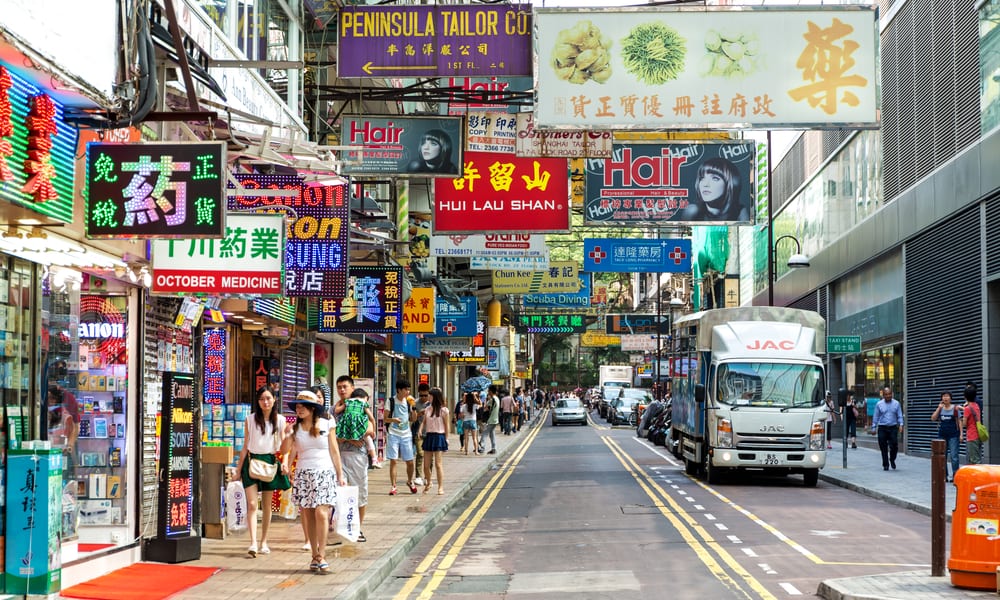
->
[59,420,994,600]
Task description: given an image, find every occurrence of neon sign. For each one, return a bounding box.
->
[203,329,226,404]
[158,372,195,538]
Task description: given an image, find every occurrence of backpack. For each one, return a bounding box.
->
[478,395,494,422]
[336,398,368,440]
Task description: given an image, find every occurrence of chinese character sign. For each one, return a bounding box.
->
[491,260,580,294]
[85,142,226,238]
[433,295,477,337]
[340,115,464,177]
[228,174,349,298]
[402,286,436,333]
[584,238,691,274]
[338,5,531,78]
[158,372,195,539]
[534,8,877,129]
[318,267,404,334]
[151,214,285,295]
[585,142,755,225]
[514,313,588,334]
[434,151,570,233]
[203,329,226,404]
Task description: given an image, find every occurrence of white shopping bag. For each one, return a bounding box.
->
[225,481,248,531]
[334,485,360,543]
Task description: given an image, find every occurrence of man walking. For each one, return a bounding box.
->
[500,389,514,435]
[334,376,371,542]
[961,388,985,465]
[385,380,418,495]
[871,386,904,471]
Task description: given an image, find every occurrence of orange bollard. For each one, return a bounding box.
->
[948,465,1000,590]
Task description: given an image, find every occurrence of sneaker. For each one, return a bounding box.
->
[357,531,367,543]
[414,477,424,486]
[372,460,383,469]
[301,542,311,551]
[827,444,833,449]
[408,481,418,494]
[389,485,398,495]
[488,449,497,455]
[248,544,258,558]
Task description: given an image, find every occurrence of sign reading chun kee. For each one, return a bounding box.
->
[85,142,226,238]
[318,267,404,334]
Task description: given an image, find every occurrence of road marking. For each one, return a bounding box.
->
[677,489,688,495]
[705,514,717,521]
[685,496,695,502]
[810,530,846,538]
[727,535,742,544]
[694,504,705,510]
[715,523,729,531]
[508,570,641,593]
[633,437,682,466]
[758,563,777,575]
[742,548,758,558]
[603,436,776,600]
[779,582,802,595]
[671,484,680,489]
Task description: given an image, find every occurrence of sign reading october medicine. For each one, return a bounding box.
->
[534,7,877,129]
[584,238,691,273]
[152,214,285,295]
[585,142,756,225]
[85,142,226,238]
[434,151,570,233]
[338,5,532,78]
[318,267,404,334]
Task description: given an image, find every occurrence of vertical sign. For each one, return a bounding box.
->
[203,329,226,404]
[318,267,404,334]
[158,372,195,539]
[251,356,280,396]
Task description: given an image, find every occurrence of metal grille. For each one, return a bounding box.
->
[904,207,982,455]
[790,290,818,314]
[281,342,315,410]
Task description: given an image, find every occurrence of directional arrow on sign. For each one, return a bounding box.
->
[362,61,436,75]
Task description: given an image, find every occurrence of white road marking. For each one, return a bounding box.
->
[633,437,682,466]
[685,496,695,502]
[742,548,758,558]
[671,484,680,490]
[508,570,641,593]
[778,582,802,595]
[758,563,777,575]
[809,530,846,538]
[727,535,742,544]
[693,504,704,510]
[715,523,729,531]
[705,514,716,521]
[677,490,687,495]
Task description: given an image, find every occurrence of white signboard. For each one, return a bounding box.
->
[515,113,613,158]
[421,337,473,352]
[430,233,549,259]
[534,7,878,129]
[466,112,517,154]
[620,334,657,352]
[151,214,285,295]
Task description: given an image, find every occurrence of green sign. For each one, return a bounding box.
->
[827,335,861,354]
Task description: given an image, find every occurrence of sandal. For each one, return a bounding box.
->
[357,531,367,543]
[423,483,431,494]
[389,485,397,496]
[316,560,330,572]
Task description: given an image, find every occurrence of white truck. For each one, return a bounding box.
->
[670,307,828,486]
[598,365,634,418]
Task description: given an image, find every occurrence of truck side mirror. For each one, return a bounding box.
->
[838,388,848,408]
[694,384,705,404]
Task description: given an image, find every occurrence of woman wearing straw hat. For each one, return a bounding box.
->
[281,390,346,573]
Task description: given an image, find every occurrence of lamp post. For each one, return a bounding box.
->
[655,270,663,396]
[668,297,685,394]
[767,234,810,307]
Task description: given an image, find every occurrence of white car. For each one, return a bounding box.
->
[552,397,588,426]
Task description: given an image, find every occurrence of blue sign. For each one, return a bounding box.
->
[433,296,477,337]
[392,333,421,358]
[583,238,691,273]
[523,273,591,308]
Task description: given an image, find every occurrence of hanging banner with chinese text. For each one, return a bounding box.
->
[317,267,404,334]
[585,142,755,225]
[337,5,532,78]
[434,151,569,233]
[534,7,878,129]
[151,214,285,295]
[492,261,579,294]
[515,113,612,158]
[584,238,691,273]
[514,313,588,334]
[339,115,464,178]
[447,320,487,364]
[466,112,516,154]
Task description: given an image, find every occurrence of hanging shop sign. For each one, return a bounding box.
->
[445,76,532,115]
[606,314,671,335]
[157,372,196,539]
[203,329,226,404]
[533,7,878,129]
[523,273,591,308]
[433,295,477,337]
[340,115,464,178]
[620,334,658,352]
[515,313,588,334]
[470,255,549,271]
[466,112,516,154]
[429,233,548,259]
[317,267,404,334]
[151,213,285,295]
[0,65,78,222]
[338,4,532,78]
[583,238,691,273]
[228,174,349,299]
[84,141,226,238]
[402,286,436,333]
[251,356,281,398]
[585,142,756,225]
[433,151,569,233]
[581,331,621,347]
[447,320,487,364]
[515,113,612,158]
[492,260,579,294]
[421,336,473,353]
[392,333,421,358]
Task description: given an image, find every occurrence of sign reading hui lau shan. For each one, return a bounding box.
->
[433,151,569,233]
[318,267,404,334]
[85,142,226,238]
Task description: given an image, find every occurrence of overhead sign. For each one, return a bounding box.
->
[515,113,612,158]
[621,334,657,352]
[467,112,517,154]
[433,151,570,233]
[85,141,226,238]
[580,331,621,347]
[827,335,861,354]
[471,255,549,271]
[340,115,464,178]
[492,261,579,294]
[585,142,756,225]
[584,238,691,273]
[445,76,532,115]
[429,233,548,259]
[447,320,487,363]
[421,336,473,352]
[338,5,532,78]
[318,267,404,334]
[534,7,878,129]
[402,287,436,334]
[514,313,588,334]
[434,296,477,337]
[606,314,671,335]
[228,174,349,299]
[523,273,591,308]
[151,214,285,295]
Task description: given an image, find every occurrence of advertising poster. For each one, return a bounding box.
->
[585,141,756,225]
[340,115,464,178]
[466,112,517,154]
[534,7,878,129]
[444,76,532,115]
[433,151,569,233]
[318,267,404,334]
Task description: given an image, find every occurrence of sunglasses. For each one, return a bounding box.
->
[419,393,429,398]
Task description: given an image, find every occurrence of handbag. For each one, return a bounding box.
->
[249,457,278,482]
[973,406,990,442]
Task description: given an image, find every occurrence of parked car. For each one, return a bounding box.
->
[598,386,624,418]
[552,397,588,426]
[609,389,654,426]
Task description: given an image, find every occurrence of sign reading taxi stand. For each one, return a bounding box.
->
[827,335,861,354]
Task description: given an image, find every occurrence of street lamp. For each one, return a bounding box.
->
[767,234,810,306]
[667,297,685,395]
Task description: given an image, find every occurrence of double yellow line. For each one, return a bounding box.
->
[602,435,778,600]
[393,415,545,600]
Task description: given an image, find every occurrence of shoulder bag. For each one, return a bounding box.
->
[973,406,990,442]
[248,427,280,482]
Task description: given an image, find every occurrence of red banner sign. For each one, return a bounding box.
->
[433,152,569,233]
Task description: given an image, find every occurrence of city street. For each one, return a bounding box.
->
[370,415,934,599]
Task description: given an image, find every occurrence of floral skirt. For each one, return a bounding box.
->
[292,468,337,508]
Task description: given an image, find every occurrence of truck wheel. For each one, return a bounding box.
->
[684,458,698,476]
[706,459,723,484]
[803,469,819,487]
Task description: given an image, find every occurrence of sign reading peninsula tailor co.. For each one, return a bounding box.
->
[433,151,569,233]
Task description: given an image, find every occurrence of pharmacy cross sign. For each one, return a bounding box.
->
[443,321,457,336]
[583,238,692,273]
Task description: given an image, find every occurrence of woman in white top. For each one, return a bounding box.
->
[235,385,290,558]
[281,390,346,572]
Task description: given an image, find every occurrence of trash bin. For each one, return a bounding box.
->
[948,465,1000,591]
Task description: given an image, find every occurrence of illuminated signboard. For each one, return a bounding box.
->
[203,329,226,404]
[228,174,349,299]
[85,142,226,238]
[515,313,588,334]
[157,372,195,539]
[447,320,487,364]
[318,267,404,334]
[251,356,280,395]
[605,314,671,335]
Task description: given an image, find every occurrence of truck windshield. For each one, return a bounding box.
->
[715,363,824,408]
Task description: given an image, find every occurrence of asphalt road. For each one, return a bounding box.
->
[370,415,935,599]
